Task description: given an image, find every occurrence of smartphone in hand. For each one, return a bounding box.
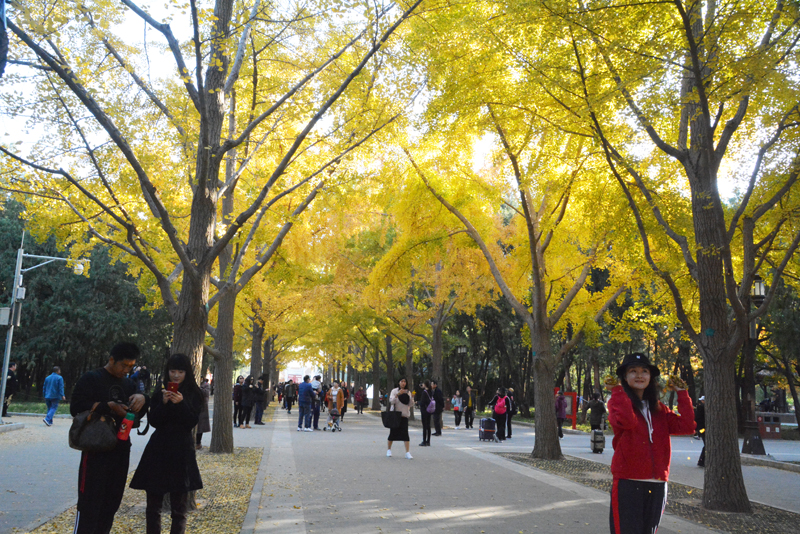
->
[167,382,179,393]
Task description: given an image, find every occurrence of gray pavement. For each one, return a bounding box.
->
[2,407,798,534]
[239,408,717,533]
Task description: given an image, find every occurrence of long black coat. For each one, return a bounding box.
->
[130,386,203,494]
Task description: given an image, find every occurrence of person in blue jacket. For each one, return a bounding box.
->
[297,375,317,431]
[42,366,65,426]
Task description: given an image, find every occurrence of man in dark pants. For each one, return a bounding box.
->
[695,396,706,467]
[284,381,296,414]
[463,385,476,429]
[431,380,444,436]
[311,375,322,429]
[3,362,19,417]
[71,343,148,534]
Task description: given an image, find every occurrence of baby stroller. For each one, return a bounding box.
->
[324,406,342,432]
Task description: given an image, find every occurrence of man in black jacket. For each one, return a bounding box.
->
[695,396,706,467]
[71,343,148,534]
[3,362,19,417]
[463,385,476,429]
[431,380,445,436]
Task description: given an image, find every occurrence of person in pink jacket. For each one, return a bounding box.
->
[605,352,695,534]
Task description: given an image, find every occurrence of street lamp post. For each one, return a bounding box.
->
[741,274,766,455]
[457,346,467,391]
[0,232,87,424]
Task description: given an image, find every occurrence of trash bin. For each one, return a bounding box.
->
[758,415,781,439]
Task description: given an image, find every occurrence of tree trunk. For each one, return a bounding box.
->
[531,352,561,459]
[740,335,757,431]
[405,339,415,420]
[250,319,264,380]
[209,351,233,453]
[431,320,444,383]
[371,345,381,410]
[385,334,394,389]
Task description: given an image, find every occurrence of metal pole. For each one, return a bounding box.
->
[0,242,24,424]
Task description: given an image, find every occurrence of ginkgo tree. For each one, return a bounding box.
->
[523,0,800,512]
[390,2,637,458]
[0,0,424,452]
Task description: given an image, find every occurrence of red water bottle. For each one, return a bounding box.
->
[117,412,135,440]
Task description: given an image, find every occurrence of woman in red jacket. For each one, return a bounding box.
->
[605,353,695,534]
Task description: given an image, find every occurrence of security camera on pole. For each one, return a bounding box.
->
[0,232,88,424]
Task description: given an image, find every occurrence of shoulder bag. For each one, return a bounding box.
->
[69,406,118,453]
[381,401,402,429]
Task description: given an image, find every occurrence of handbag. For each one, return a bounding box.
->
[381,408,402,429]
[426,391,436,413]
[69,407,118,453]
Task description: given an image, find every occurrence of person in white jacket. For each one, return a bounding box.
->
[386,378,414,459]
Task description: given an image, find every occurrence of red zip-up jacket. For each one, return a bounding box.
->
[608,386,695,481]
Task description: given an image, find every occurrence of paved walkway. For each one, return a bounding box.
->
[236,408,716,533]
[2,407,798,533]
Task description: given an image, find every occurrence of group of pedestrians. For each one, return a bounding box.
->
[70,343,206,534]
[232,374,269,428]
[278,375,353,431]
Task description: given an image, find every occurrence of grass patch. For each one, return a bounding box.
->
[8,400,71,415]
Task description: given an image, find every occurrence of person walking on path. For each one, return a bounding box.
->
[253,377,267,425]
[386,378,414,459]
[3,362,19,417]
[695,396,706,467]
[463,385,476,429]
[325,380,344,427]
[431,380,444,435]
[130,354,203,534]
[355,387,367,414]
[340,383,350,420]
[606,352,695,534]
[488,387,510,441]
[555,389,567,439]
[284,380,296,414]
[310,375,322,429]
[506,388,517,439]
[417,381,433,446]
[584,392,607,431]
[451,390,463,430]
[239,376,256,429]
[196,378,211,449]
[232,375,244,427]
[70,343,148,534]
[42,365,65,426]
[297,375,315,431]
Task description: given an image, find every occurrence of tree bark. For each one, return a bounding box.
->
[250,319,264,380]
[385,334,394,389]
[405,339,415,420]
[371,345,381,410]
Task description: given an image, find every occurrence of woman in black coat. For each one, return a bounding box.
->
[130,354,203,534]
[240,375,256,428]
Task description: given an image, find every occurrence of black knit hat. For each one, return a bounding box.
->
[616,352,660,379]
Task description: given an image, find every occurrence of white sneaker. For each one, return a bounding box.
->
[304,428,313,432]
[386,450,392,457]
[297,427,302,431]
[405,452,413,459]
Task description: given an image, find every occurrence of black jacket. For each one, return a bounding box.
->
[241,383,256,408]
[70,368,148,427]
[584,399,606,426]
[417,389,434,414]
[695,402,705,431]
[130,386,203,494]
[432,388,444,414]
